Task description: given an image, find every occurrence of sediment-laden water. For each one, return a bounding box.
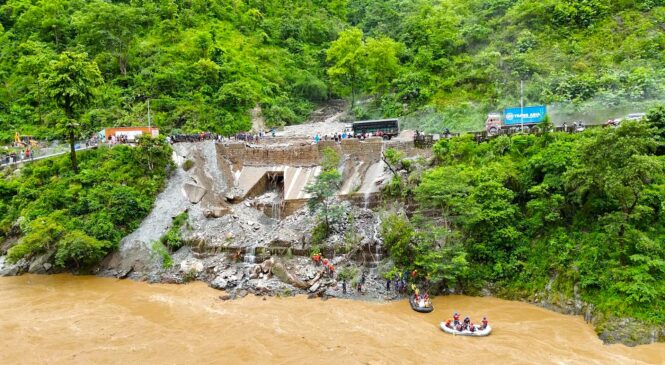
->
[1,275,663,364]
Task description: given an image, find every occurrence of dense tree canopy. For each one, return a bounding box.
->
[0,141,172,271]
[1,0,663,141]
[382,112,665,323]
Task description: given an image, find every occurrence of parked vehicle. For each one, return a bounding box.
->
[352,119,400,139]
[485,105,547,135]
[625,113,647,121]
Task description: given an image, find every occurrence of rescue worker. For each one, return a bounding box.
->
[453,312,461,327]
[480,316,488,330]
[463,316,471,331]
[445,319,453,329]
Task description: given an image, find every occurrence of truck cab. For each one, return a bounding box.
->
[485,114,502,135]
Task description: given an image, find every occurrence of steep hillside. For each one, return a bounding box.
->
[0,0,663,139]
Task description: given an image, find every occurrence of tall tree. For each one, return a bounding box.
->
[41,51,103,173]
[72,1,144,75]
[326,27,365,107]
[305,147,343,234]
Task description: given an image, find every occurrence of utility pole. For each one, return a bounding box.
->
[147,98,152,128]
[520,80,524,132]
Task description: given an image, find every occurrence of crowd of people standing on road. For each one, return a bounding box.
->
[1,148,33,165]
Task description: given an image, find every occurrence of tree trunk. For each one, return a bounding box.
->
[618,223,626,266]
[69,129,78,173]
[119,54,127,76]
[382,152,398,175]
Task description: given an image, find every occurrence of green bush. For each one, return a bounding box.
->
[159,212,188,251]
[337,266,358,282]
[54,231,110,269]
[6,243,32,263]
[182,160,194,171]
[311,222,329,246]
[0,142,172,270]
[152,241,173,269]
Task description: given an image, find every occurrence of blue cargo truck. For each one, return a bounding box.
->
[485,105,547,134]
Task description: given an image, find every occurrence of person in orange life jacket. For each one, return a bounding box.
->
[445,319,453,329]
[328,264,334,276]
[480,317,488,330]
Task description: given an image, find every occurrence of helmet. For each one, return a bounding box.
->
[454,312,459,315]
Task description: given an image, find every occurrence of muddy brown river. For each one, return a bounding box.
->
[0,275,663,364]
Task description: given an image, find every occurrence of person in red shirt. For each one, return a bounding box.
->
[480,316,489,330]
[453,312,460,327]
[328,264,334,277]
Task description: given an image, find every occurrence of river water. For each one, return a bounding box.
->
[0,275,663,365]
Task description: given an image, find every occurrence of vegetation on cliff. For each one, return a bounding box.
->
[382,107,665,324]
[0,137,172,270]
[2,0,664,141]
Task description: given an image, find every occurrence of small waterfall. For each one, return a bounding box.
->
[363,191,371,209]
[369,216,383,275]
[244,246,256,264]
[271,201,281,221]
[373,215,382,263]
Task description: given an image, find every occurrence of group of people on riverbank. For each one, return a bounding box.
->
[311,254,335,278]
[444,312,489,333]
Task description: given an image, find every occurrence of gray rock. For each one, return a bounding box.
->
[211,276,228,290]
[179,258,204,274]
[43,262,52,271]
[308,281,321,293]
[28,252,54,274]
[182,182,207,204]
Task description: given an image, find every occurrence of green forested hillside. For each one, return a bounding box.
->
[1,0,664,137]
[0,138,171,270]
[381,108,665,330]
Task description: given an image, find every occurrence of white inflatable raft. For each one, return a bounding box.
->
[439,322,492,337]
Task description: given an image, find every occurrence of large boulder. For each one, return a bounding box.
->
[182,183,207,204]
[97,239,157,278]
[203,206,230,219]
[211,276,228,290]
[179,258,204,274]
[28,250,55,274]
